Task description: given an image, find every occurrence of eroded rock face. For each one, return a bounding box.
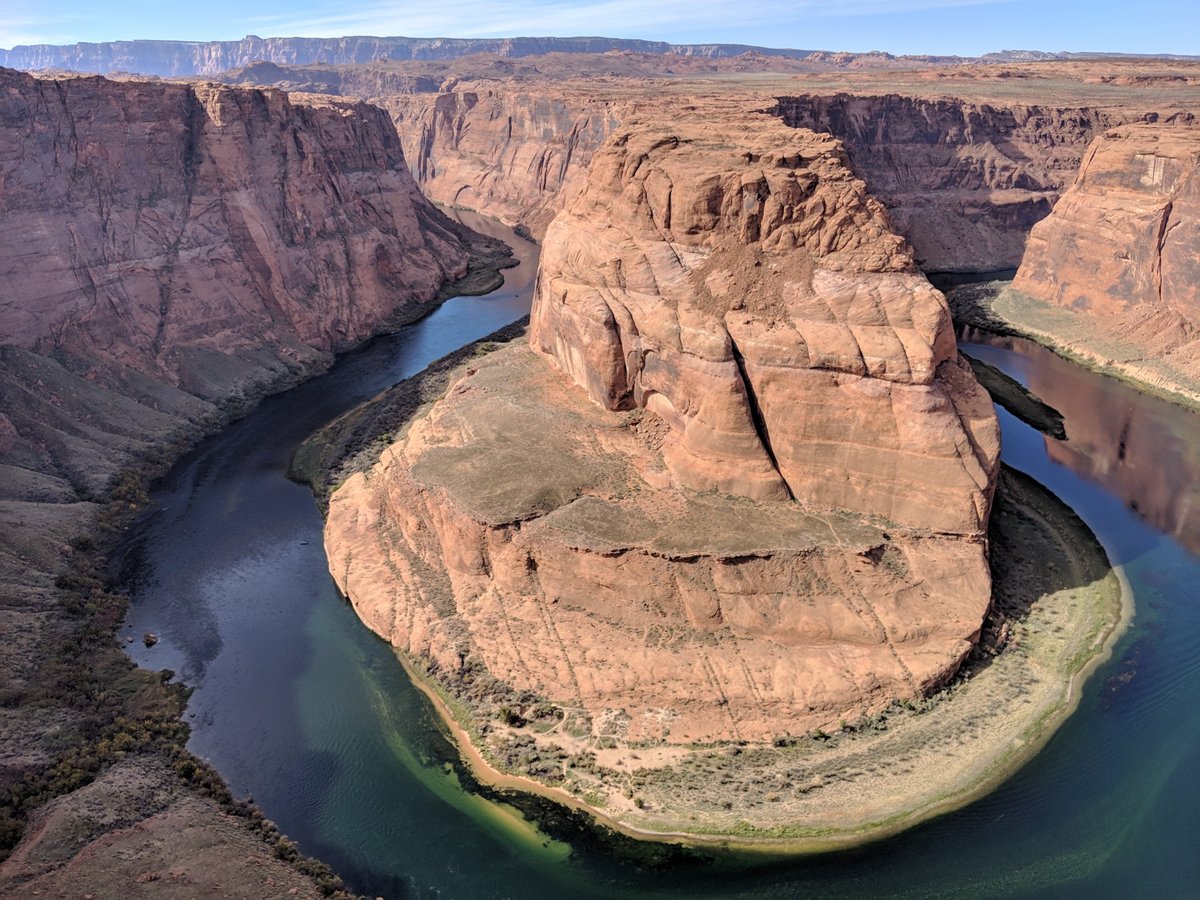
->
[774,94,1118,271]
[388,87,642,238]
[328,343,994,743]
[0,68,477,498]
[531,119,999,533]
[217,64,1194,274]
[1013,125,1200,333]
[325,115,1000,745]
[0,68,469,386]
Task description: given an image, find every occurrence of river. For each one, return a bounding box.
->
[117,224,1200,898]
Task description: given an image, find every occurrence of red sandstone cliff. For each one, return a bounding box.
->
[531,120,998,532]
[325,114,1000,746]
[205,61,1193,280]
[0,66,496,895]
[0,67,480,498]
[385,85,644,237]
[1013,124,1200,349]
[773,94,1122,272]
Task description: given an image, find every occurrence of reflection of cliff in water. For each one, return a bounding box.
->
[961,327,1200,554]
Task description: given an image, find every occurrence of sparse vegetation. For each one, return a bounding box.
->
[0,466,353,896]
[360,467,1125,849]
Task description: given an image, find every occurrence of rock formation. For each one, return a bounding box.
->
[216,62,1194,278]
[0,66,479,498]
[1013,125,1200,349]
[388,87,647,238]
[774,94,1120,272]
[158,50,1196,283]
[531,121,998,530]
[0,66,499,892]
[325,115,1000,745]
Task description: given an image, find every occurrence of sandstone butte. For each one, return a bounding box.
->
[1011,124,1200,393]
[205,56,1199,285]
[325,113,1001,756]
[242,64,1174,275]
[2,47,1192,887]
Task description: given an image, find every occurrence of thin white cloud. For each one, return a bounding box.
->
[4,0,1017,50]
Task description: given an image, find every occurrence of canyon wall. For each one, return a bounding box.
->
[774,94,1119,272]
[386,86,647,238]
[208,70,645,239]
[224,73,1155,278]
[325,114,1000,746]
[0,67,477,499]
[0,66,495,890]
[206,62,1195,276]
[1013,125,1200,350]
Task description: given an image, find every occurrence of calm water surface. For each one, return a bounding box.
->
[118,244,1200,898]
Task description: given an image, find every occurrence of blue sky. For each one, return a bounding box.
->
[3,1,1197,57]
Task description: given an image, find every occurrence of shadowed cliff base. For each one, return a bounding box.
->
[962,352,1067,440]
[299,310,1125,848]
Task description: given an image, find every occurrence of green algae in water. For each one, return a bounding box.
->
[293,594,574,872]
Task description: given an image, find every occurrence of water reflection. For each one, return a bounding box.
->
[962,327,1200,555]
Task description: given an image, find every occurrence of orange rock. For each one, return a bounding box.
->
[1014,124,1200,325]
[0,69,472,396]
[531,118,999,533]
[774,94,1117,271]
[325,113,1000,745]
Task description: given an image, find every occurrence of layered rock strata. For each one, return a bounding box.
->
[1,35,941,79]
[387,87,640,238]
[208,61,1196,272]
[1013,125,1200,359]
[326,116,1000,745]
[0,67,477,498]
[773,94,1120,271]
[0,67,490,892]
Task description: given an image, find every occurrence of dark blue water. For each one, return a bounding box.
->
[118,243,1200,898]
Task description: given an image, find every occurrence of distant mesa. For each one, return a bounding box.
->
[0,34,817,77]
[5,33,1189,79]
